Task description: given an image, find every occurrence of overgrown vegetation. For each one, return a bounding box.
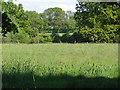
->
[2,44,118,88]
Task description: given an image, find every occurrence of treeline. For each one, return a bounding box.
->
[1,1,120,43]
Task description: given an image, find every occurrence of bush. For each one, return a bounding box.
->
[14,30,30,43]
[113,34,120,43]
[41,34,53,43]
[61,33,74,43]
[24,27,39,38]
[2,31,15,43]
[72,27,93,43]
[32,36,40,43]
[2,31,30,43]
[32,34,53,43]
[51,33,61,43]
[2,36,10,43]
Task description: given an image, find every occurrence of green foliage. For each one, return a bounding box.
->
[24,27,39,38]
[14,30,30,43]
[32,36,40,43]
[113,35,120,43]
[42,7,66,32]
[32,34,53,43]
[2,31,30,43]
[41,7,76,33]
[74,2,120,43]
[2,12,18,36]
[2,1,120,43]
[25,11,44,33]
[2,31,15,43]
[51,33,61,43]
[61,33,74,43]
[41,34,53,43]
[72,26,120,43]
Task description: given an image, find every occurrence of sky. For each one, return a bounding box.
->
[4,0,78,13]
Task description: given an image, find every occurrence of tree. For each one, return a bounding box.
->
[2,1,19,36]
[25,11,44,34]
[65,11,76,33]
[41,7,67,33]
[2,12,18,36]
[74,1,120,43]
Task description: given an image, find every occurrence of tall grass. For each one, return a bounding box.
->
[2,43,118,88]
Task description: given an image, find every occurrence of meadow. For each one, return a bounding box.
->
[2,43,119,88]
[41,33,73,36]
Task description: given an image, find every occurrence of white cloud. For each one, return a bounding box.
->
[5,0,78,13]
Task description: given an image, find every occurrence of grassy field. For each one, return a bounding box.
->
[39,33,73,36]
[2,43,119,88]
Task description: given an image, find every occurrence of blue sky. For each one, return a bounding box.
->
[5,0,78,13]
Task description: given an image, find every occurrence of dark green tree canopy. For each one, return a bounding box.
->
[74,1,120,43]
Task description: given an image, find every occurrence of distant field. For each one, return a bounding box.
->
[2,43,119,88]
[40,33,73,36]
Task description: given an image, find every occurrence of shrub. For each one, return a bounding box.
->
[24,27,39,38]
[31,36,40,43]
[32,34,53,43]
[2,36,10,43]
[41,34,53,43]
[14,30,30,43]
[51,33,61,43]
[72,27,93,43]
[61,33,74,43]
[2,31,15,43]
[113,34,120,43]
